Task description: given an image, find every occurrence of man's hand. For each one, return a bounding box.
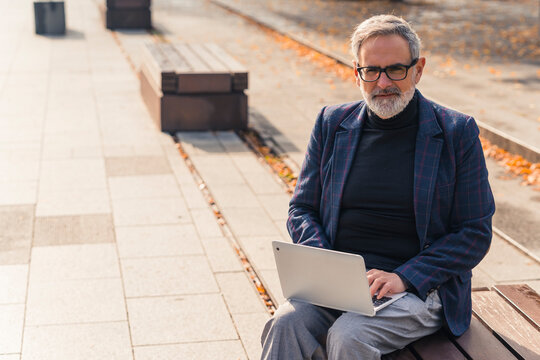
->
[367,269,407,299]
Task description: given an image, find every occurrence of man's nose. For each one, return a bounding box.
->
[376,72,393,88]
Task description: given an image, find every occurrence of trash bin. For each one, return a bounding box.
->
[34,1,66,35]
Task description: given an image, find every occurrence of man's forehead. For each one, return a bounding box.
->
[358,34,411,65]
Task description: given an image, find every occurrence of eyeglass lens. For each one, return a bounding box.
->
[361,65,408,81]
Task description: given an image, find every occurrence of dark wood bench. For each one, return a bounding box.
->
[139,42,248,132]
[100,0,151,30]
[383,284,540,359]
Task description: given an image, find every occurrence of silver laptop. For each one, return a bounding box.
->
[272,240,407,316]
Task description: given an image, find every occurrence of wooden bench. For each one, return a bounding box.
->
[100,0,151,30]
[139,42,248,132]
[383,284,540,359]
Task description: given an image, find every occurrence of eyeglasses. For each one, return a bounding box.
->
[356,58,418,82]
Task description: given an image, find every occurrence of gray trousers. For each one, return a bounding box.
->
[261,291,443,360]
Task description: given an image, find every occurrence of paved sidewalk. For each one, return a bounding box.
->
[1,0,539,359]
[1,1,268,359]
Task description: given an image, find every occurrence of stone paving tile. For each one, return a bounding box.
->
[179,181,210,210]
[257,194,290,221]
[116,224,203,258]
[133,340,247,360]
[190,208,224,238]
[109,175,183,199]
[127,294,238,346]
[0,180,37,206]
[39,159,107,191]
[105,156,172,176]
[231,312,269,360]
[199,237,243,273]
[0,354,20,360]
[167,151,195,186]
[241,171,286,195]
[215,131,251,154]
[472,267,496,290]
[274,220,291,240]
[0,205,33,265]
[0,160,40,182]
[237,236,283,272]
[0,264,28,304]
[112,197,191,226]
[22,322,133,360]
[0,304,24,354]
[42,145,103,160]
[25,278,126,326]
[208,184,261,209]
[33,214,115,246]
[228,154,267,173]
[36,188,111,217]
[216,272,268,314]
[189,155,247,185]
[121,256,218,297]
[103,144,164,157]
[29,244,120,282]
[259,269,286,306]
[176,132,226,155]
[476,235,540,282]
[224,208,281,237]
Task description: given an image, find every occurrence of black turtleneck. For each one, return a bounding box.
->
[334,93,420,272]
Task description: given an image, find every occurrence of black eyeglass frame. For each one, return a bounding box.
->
[356,58,419,82]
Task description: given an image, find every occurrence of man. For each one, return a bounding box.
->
[261,15,495,359]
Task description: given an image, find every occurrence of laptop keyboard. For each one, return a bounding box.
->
[372,295,392,307]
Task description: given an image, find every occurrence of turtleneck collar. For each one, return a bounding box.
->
[366,91,419,130]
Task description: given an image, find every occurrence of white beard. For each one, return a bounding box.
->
[361,85,416,119]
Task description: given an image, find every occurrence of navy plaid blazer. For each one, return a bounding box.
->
[287,91,495,336]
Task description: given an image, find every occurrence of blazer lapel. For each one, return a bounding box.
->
[329,105,366,245]
[414,94,443,244]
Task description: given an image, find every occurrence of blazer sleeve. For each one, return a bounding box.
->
[286,107,332,249]
[395,117,495,299]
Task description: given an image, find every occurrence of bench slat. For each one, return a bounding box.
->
[472,290,540,359]
[160,43,191,73]
[141,43,177,93]
[410,330,466,360]
[204,43,248,91]
[168,44,231,93]
[190,43,230,72]
[382,348,417,360]
[453,316,518,360]
[494,284,540,331]
[173,44,211,73]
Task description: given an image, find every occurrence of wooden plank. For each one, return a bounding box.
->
[141,43,176,92]
[453,316,518,360]
[204,43,247,72]
[409,330,466,360]
[160,93,247,131]
[189,44,230,72]
[473,290,540,359]
[159,43,191,74]
[139,69,162,131]
[204,43,248,91]
[173,44,211,73]
[494,284,540,330]
[382,347,417,360]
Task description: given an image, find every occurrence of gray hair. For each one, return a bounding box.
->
[350,15,421,63]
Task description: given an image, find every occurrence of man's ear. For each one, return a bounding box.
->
[414,57,426,84]
[353,60,361,87]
